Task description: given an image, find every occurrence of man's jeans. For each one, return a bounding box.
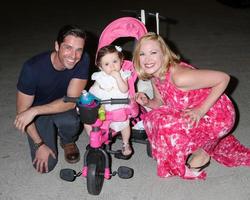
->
[27,109,81,172]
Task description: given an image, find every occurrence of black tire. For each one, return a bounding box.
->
[86,150,105,195]
[146,140,152,158]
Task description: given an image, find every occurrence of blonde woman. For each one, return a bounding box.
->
[134,32,250,180]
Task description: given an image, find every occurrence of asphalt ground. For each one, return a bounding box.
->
[0,1,250,199]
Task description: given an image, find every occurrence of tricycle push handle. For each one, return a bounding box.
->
[100,98,130,105]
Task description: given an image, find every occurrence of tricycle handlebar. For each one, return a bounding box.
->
[63,96,78,103]
[100,98,130,105]
[63,96,130,105]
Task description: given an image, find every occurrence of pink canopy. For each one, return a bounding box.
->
[97,17,147,52]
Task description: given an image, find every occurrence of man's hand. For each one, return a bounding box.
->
[33,144,56,173]
[14,108,37,133]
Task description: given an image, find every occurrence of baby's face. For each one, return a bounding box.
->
[100,52,122,74]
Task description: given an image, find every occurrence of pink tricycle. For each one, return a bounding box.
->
[60,91,139,195]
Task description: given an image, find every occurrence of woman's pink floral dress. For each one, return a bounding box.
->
[143,62,250,180]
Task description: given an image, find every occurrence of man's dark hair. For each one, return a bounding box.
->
[57,24,86,46]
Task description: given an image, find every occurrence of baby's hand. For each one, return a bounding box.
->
[110,70,121,79]
[135,92,149,106]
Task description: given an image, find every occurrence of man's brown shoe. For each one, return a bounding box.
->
[61,143,80,164]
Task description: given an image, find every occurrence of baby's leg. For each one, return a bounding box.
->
[84,124,92,136]
[120,126,131,144]
[120,126,132,156]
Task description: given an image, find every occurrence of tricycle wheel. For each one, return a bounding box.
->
[87,163,104,195]
[86,150,106,195]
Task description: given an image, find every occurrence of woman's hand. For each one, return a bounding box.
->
[182,107,205,128]
[135,92,149,106]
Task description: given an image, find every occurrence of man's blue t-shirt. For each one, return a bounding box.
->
[17,51,90,106]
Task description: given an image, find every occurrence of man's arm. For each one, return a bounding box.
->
[15,91,56,173]
[15,91,42,142]
[14,78,87,133]
[33,78,87,114]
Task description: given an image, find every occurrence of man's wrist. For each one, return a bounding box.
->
[31,106,39,117]
[34,140,44,151]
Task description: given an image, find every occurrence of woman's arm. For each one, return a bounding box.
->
[173,66,230,126]
[174,67,229,113]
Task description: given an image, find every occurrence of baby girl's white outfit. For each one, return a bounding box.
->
[89,70,131,132]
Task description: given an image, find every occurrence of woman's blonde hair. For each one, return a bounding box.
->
[133,32,180,80]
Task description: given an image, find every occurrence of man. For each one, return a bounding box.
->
[14,24,89,173]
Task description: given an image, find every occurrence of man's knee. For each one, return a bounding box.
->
[55,110,81,136]
[61,117,80,130]
[47,156,58,172]
[56,110,80,129]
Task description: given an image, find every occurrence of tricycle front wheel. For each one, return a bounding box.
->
[86,150,106,195]
[87,163,104,195]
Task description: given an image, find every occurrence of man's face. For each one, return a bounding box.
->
[55,35,85,70]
